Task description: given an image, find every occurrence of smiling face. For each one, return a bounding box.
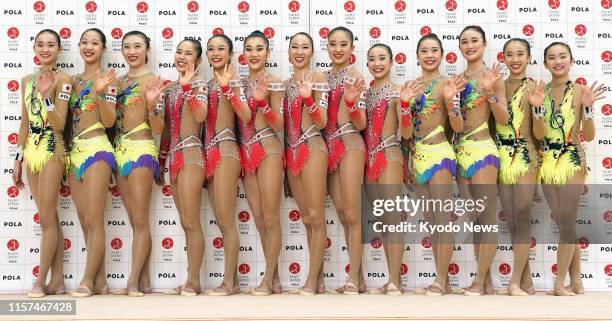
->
[417,38,442,73]
[34,32,60,66]
[122,34,149,68]
[289,34,313,69]
[367,46,392,80]
[503,41,530,77]
[175,41,200,74]
[206,37,232,70]
[459,29,486,63]
[79,30,105,64]
[544,44,573,78]
[244,36,268,72]
[327,30,353,66]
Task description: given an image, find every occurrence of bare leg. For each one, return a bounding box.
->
[428,169,454,294]
[378,161,404,293]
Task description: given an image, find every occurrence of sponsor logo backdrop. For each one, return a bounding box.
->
[0,0,611,292]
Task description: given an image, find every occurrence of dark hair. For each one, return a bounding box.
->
[544,41,573,61]
[459,25,486,44]
[179,38,203,60]
[244,30,269,50]
[416,33,444,54]
[289,32,314,49]
[329,26,354,46]
[80,28,106,48]
[35,29,61,47]
[122,30,151,63]
[503,38,531,56]
[367,43,393,59]
[207,34,234,54]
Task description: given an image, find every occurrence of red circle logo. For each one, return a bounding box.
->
[499,263,511,276]
[213,27,225,36]
[395,0,407,12]
[450,213,459,222]
[187,1,199,13]
[238,263,250,274]
[603,210,612,223]
[263,27,275,39]
[400,263,408,275]
[349,54,357,65]
[448,262,460,275]
[289,262,301,274]
[8,133,18,145]
[289,210,301,222]
[85,1,97,13]
[603,0,612,9]
[7,239,19,251]
[319,27,330,39]
[162,28,174,40]
[523,24,535,37]
[7,80,19,92]
[110,237,122,250]
[33,213,40,224]
[575,24,587,36]
[64,238,71,250]
[551,263,558,275]
[136,1,148,13]
[497,0,508,10]
[548,0,560,9]
[110,185,120,197]
[162,185,172,196]
[578,236,589,249]
[7,27,19,39]
[575,77,587,85]
[530,236,537,248]
[162,237,174,249]
[213,236,224,249]
[33,1,46,13]
[325,237,332,249]
[344,1,356,12]
[238,1,250,13]
[370,237,382,249]
[7,186,19,198]
[369,27,381,39]
[497,51,504,63]
[394,53,406,65]
[498,210,507,222]
[420,26,432,36]
[421,236,432,249]
[345,263,350,273]
[59,185,70,197]
[445,0,458,11]
[111,28,123,40]
[288,1,300,12]
[238,210,250,222]
[445,52,457,64]
[601,51,612,63]
[59,27,71,39]
[32,265,40,277]
[34,56,41,66]
[605,264,612,277]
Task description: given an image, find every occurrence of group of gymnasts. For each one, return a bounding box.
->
[13,24,605,298]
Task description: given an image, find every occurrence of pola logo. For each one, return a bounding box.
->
[33,213,40,224]
[578,236,589,249]
[33,1,46,13]
[110,237,123,250]
[548,0,560,9]
[605,264,612,277]
[162,185,172,196]
[395,0,407,12]
[7,186,19,198]
[603,0,612,10]
[32,265,40,277]
[187,1,199,13]
[162,237,174,249]
[238,1,250,13]
[238,210,250,222]
[7,27,19,39]
[212,236,224,249]
[395,53,406,65]
[85,1,97,13]
[445,0,458,11]
[136,2,148,13]
[498,263,511,276]
[523,24,535,37]
[448,262,460,275]
[288,0,300,12]
[7,80,19,92]
[289,209,301,222]
[289,262,301,274]
[497,0,508,10]
[576,77,587,85]
[575,24,587,36]
[59,27,71,39]
[420,26,432,36]
[8,133,18,145]
[64,238,71,250]
[445,52,457,64]
[213,27,225,36]
[111,28,123,40]
[369,27,381,39]
[162,28,174,40]
[603,210,612,223]
[263,27,275,39]
[344,1,356,13]
[421,236,432,249]
[319,27,330,39]
[6,239,19,251]
[602,51,612,63]
[238,263,250,274]
[370,237,382,249]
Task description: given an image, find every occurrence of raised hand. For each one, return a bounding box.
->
[581,80,606,106]
[214,64,237,88]
[144,76,170,110]
[179,61,199,86]
[528,79,547,108]
[297,72,313,98]
[36,70,56,97]
[253,73,269,101]
[93,68,117,95]
[481,62,503,94]
[400,80,422,102]
[443,76,467,103]
[343,78,365,103]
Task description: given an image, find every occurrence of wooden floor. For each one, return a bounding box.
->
[0,292,610,321]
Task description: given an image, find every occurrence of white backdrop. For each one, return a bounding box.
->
[0,0,611,293]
